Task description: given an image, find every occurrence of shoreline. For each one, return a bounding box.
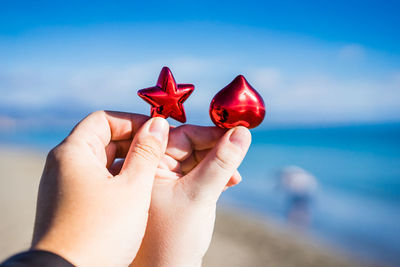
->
[205,207,371,267]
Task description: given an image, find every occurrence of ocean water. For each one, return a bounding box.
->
[222,123,400,265]
[1,123,400,264]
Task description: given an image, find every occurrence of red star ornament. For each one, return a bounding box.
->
[138,67,194,123]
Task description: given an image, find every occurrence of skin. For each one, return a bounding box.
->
[31,110,251,267]
[131,123,251,267]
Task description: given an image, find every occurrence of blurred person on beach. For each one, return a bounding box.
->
[0,111,251,267]
[278,166,318,227]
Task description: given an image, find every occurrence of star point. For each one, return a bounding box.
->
[138,67,194,123]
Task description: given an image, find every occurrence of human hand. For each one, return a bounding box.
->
[131,125,251,267]
[31,111,169,267]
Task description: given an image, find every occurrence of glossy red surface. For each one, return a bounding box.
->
[209,75,265,129]
[138,67,194,123]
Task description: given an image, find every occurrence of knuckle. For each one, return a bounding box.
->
[214,145,240,171]
[47,145,66,161]
[132,139,162,162]
[46,140,77,162]
[82,110,107,125]
[46,147,58,162]
[90,110,106,118]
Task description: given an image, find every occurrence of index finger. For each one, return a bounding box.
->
[166,125,226,162]
[68,110,149,148]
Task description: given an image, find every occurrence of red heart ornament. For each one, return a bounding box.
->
[209,75,266,129]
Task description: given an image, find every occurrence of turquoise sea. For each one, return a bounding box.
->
[225,123,400,265]
[1,123,400,265]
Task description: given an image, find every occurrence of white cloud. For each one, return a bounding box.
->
[1,60,400,126]
[249,68,281,93]
[1,27,400,127]
[266,72,400,123]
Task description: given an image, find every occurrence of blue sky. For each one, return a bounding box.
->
[0,0,399,129]
[1,0,399,51]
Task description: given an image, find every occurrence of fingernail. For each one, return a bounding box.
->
[229,127,251,150]
[148,117,169,142]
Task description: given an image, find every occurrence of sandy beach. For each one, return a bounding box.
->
[0,147,370,266]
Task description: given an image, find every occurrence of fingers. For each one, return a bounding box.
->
[184,126,251,200]
[162,144,242,189]
[180,149,211,174]
[68,110,149,148]
[226,170,242,187]
[166,125,226,162]
[120,117,169,190]
[105,140,131,168]
[66,111,149,165]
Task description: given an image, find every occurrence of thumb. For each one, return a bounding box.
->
[120,117,169,188]
[184,126,251,201]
